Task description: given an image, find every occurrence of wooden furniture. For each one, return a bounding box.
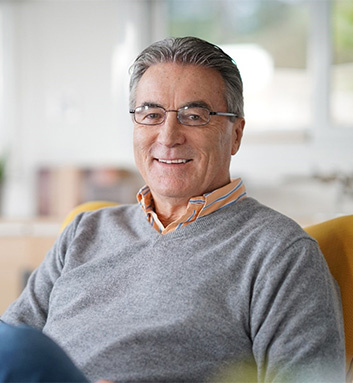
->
[0,219,60,314]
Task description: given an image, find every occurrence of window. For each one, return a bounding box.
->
[165,0,353,136]
[167,0,310,134]
[332,0,353,129]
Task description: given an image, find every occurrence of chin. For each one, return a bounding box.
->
[154,185,196,199]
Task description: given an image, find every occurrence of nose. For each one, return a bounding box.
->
[157,112,186,147]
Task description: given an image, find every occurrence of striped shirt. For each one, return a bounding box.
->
[137,178,247,235]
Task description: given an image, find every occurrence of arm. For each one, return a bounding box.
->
[1,218,78,329]
[251,237,345,382]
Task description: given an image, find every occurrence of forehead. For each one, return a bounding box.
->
[135,63,227,109]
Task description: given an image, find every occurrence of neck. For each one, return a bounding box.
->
[153,197,189,227]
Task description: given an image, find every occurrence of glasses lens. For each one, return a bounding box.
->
[178,107,210,126]
[134,106,165,125]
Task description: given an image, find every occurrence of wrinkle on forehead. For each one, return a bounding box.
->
[135,63,228,112]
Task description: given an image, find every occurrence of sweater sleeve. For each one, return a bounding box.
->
[250,236,345,383]
[0,217,79,330]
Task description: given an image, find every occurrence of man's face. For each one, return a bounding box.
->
[133,63,244,205]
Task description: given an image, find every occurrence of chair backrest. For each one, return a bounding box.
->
[305,215,353,380]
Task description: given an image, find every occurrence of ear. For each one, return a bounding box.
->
[231,118,245,155]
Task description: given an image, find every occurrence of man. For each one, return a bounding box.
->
[0,37,345,382]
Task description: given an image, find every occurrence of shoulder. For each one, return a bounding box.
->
[67,203,143,230]
[234,198,328,281]
[217,197,311,243]
[215,198,325,277]
[196,196,316,257]
[59,203,149,244]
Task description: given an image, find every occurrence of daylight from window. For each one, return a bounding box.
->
[332,0,353,128]
[167,0,310,133]
[167,0,353,134]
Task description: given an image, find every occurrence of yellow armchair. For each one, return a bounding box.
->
[305,215,353,380]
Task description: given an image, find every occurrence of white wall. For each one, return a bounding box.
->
[1,0,165,217]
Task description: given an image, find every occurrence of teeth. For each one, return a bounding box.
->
[158,159,188,164]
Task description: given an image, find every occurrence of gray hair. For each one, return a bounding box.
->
[129,36,244,118]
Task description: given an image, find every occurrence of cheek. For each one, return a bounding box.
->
[133,129,157,177]
[209,128,233,156]
[192,129,229,162]
[133,130,147,166]
[133,129,150,153]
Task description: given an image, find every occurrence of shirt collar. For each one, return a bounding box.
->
[137,178,246,234]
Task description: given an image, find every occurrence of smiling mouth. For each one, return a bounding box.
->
[157,159,191,164]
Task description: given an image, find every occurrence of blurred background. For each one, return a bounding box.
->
[0,0,353,313]
[0,0,352,225]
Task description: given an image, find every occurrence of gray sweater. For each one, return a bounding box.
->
[1,198,345,382]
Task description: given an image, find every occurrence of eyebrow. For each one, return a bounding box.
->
[180,101,212,110]
[140,101,164,108]
[139,100,213,110]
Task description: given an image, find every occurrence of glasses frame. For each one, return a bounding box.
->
[129,105,238,127]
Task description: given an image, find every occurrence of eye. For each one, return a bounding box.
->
[180,107,209,125]
[135,106,165,125]
[144,112,162,121]
[186,113,201,121]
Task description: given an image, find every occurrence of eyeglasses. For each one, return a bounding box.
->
[129,105,238,127]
